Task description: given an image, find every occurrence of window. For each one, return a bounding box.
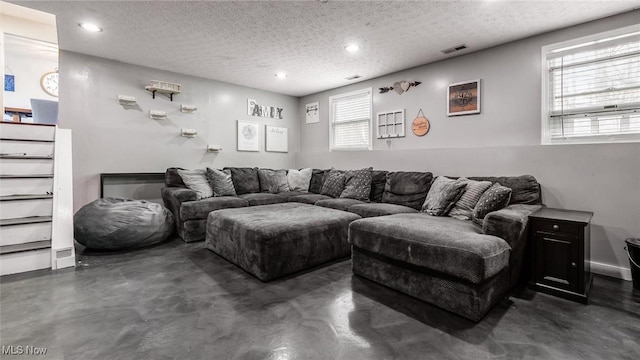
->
[542,25,640,144]
[329,87,372,150]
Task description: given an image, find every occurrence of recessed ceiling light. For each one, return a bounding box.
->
[79,23,103,32]
[275,72,287,79]
[345,44,360,53]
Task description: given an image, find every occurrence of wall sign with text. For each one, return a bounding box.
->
[248,98,283,119]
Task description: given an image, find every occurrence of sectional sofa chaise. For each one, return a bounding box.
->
[162,167,542,321]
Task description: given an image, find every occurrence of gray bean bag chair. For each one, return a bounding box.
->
[74,197,174,250]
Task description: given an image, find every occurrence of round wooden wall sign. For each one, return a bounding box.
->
[412,116,430,136]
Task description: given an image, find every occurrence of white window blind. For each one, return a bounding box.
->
[329,88,372,150]
[543,26,640,144]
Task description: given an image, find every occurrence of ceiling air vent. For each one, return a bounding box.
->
[441,44,467,55]
[345,74,362,81]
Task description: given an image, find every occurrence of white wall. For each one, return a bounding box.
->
[297,10,640,279]
[4,47,58,109]
[59,51,299,211]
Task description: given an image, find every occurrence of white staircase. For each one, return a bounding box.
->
[0,122,75,276]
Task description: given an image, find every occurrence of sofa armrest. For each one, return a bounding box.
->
[162,187,197,224]
[483,204,542,287]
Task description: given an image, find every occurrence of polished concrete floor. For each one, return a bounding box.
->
[1,237,639,360]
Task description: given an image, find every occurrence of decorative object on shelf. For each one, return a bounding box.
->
[377,109,405,139]
[207,144,222,152]
[181,128,197,138]
[117,95,137,105]
[4,74,15,92]
[40,70,59,97]
[379,80,421,94]
[237,120,260,152]
[247,98,283,119]
[447,79,481,116]
[305,102,319,124]
[265,125,288,153]
[149,110,167,120]
[145,80,182,101]
[180,104,197,113]
[411,109,430,136]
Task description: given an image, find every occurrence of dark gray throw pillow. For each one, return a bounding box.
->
[381,171,433,210]
[472,182,512,225]
[206,168,237,196]
[308,169,327,194]
[257,169,290,194]
[320,169,346,198]
[224,167,260,195]
[340,167,373,201]
[421,176,467,216]
[165,167,186,187]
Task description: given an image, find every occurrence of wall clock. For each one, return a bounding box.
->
[40,71,59,97]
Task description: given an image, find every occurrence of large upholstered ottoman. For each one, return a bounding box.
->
[205,203,361,281]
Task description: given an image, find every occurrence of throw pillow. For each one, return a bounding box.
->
[223,167,260,195]
[448,178,493,221]
[287,168,313,192]
[308,169,327,194]
[177,169,213,200]
[340,167,373,201]
[257,169,290,194]
[472,182,513,226]
[165,167,186,187]
[206,168,237,196]
[421,176,468,216]
[320,168,346,198]
[381,171,434,210]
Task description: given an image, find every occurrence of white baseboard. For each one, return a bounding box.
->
[590,261,632,281]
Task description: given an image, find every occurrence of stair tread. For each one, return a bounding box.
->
[0,154,53,160]
[0,216,52,226]
[0,240,51,255]
[0,174,54,179]
[0,138,55,143]
[0,194,53,201]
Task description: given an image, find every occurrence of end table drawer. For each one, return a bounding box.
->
[534,220,581,236]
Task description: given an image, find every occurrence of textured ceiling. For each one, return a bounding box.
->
[7,0,640,97]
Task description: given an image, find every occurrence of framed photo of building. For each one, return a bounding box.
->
[237,120,260,152]
[447,79,481,116]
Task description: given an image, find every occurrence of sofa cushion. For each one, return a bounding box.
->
[469,175,540,205]
[315,198,365,211]
[165,167,186,187]
[369,170,388,203]
[206,168,237,197]
[421,176,467,216]
[287,168,312,192]
[180,196,249,221]
[320,169,346,198]
[349,214,511,284]
[472,183,512,226]
[382,171,433,210]
[340,167,373,201]
[288,194,332,204]
[273,191,308,200]
[178,169,213,200]
[449,178,493,221]
[224,167,260,195]
[308,169,327,194]
[238,193,289,206]
[258,169,290,194]
[347,203,419,218]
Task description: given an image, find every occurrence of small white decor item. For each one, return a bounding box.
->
[145,80,182,101]
[377,109,405,138]
[117,95,137,105]
[149,110,167,120]
[181,128,197,138]
[237,120,260,152]
[265,125,288,153]
[305,102,319,124]
[180,104,197,113]
[207,144,222,152]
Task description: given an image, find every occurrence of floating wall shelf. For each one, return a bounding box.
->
[149,110,167,120]
[117,95,137,105]
[207,144,222,152]
[145,80,182,101]
[181,128,197,138]
[180,104,197,113]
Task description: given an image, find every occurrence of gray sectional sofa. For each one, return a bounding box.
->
[162,166,542,321]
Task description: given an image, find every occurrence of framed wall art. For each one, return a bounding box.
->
[305,102,319,124]
[237,120,260,152]
[265,125,288,152]
[447,79,481,116]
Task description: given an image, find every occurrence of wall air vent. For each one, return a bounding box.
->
[441,44,468,55]
[345,74,362,81]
